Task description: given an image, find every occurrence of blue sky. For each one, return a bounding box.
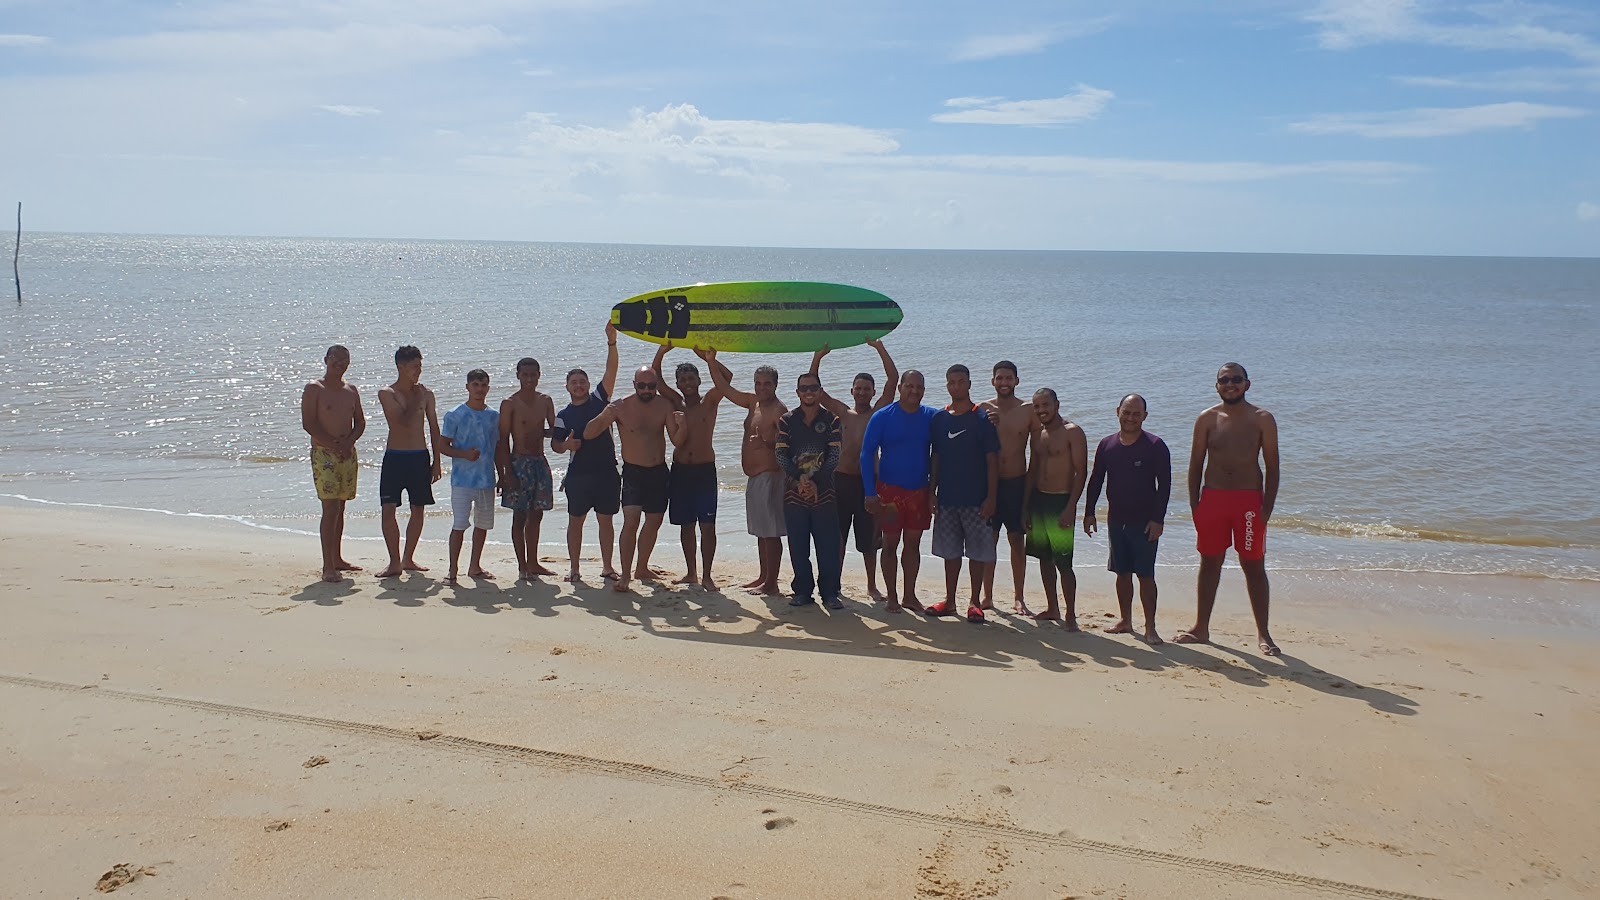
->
[1,0,1597,255]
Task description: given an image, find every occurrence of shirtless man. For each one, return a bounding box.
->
[497,357,558,581]
[1023,388,1087,628]
[809,339,897,600]
[375,345,442,578]
[301,345,365,582]
[551,323,621,583]
[585,363,675,593]
[653,345,727,590]
[708,353,787,595]
[980,360,1040,615]
[1176,363,1281,656]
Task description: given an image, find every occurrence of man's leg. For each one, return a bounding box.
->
[982,531,998,609]
[1008,531,1029,615]
[564,513,586,582]
[1178,555,1226,643]
[879,529,903,610]
[524,509,553,576]
[968,558,990,610]
[676,524,699,584]
[900,529,925,611]
[816,508,843,606]
[636,513,664,580]
[597,514,617,577]
[319,499,342,581]
[699,521,717,589]
[377,503,403,577]
[510,510,529,578]
[469,527,492,578]
[1137,575,1161,643]
[401,505,428,571]
[1109,572,1136,634]
[784,504,815,604]
[1240,558,1277,655]
[332,500,359,570]
[446,528,465,584]
[1057,559,1079,631]
[1035,558,1061,621]
[759,537,783,594]
[616,506,642,592]
[942,558,962,608]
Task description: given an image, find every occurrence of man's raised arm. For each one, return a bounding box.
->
[652,343,684,409]
[701,349,754,408]
[868,338,897,410]
[600,321,620,399]
[808,345,850,417]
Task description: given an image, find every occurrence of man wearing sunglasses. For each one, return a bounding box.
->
[1176,363,1281,656]
[776,372,844,609]
[585,357,674,594]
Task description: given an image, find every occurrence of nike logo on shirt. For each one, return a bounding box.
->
[948,430,966,439]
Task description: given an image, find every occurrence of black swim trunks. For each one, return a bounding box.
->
[992,476,1026,534]
[668,461,718,525]
[621,462,670,515]
[835,471,879,555]
[379,449,435,508]
[565,466,620,517]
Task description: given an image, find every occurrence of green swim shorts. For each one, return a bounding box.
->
[1025,491,1074,563]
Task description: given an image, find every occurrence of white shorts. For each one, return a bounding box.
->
[451,486,495,531]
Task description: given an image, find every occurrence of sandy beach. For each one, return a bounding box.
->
[2,502,1597,899]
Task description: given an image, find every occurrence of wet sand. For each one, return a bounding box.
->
[1,504,1596,898]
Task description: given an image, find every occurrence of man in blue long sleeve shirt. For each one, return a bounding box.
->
[859,370,940,613]
[777,372,844,609]
[1082,393,1171,644]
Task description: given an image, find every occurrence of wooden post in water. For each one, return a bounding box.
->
[12,202,19,304]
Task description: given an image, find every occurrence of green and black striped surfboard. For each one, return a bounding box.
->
[610,282,903,354]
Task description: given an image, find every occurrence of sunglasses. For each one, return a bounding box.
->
[1216,375,1246,385]
[634,382,658,390]
[797,385,821,393]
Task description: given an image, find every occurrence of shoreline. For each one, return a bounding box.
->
[2,503,1598,897]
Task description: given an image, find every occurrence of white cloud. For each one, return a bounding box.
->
[82,23,512,74]
[932,86,1113,126]
[1580,201,1600,221]
[1306,0,1600,62]
[1393,67,1600,92]
[0,34,50,47]
[318,104,381,116]
[951,19,1110,62]
[1289,102,1588,138]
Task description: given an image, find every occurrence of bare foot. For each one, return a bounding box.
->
[612,579,632,593]
[401,559,429,572]
[526,563,557,577]
[321,569,342,583]
[979,599,994,611]
[885,600,903,614]
[1062,618,1081,633]
[741,575,764,589]
[1033,610,1061,622]
[469,569,496,580]
[902,595,925,613]
[444,572,460,586]
[1013,600,1034,617]
[337,560,363,571]
[1145,629,1164,645]
[374,564,403,578]
[1174,630,1209,644]
[563,569,581,583]
[1259,636,1281,657]
[1107,619,1134,634]
[673,573,699,586]
[700,575,716,590]
[636,568,662,583]
[868,587,885,603]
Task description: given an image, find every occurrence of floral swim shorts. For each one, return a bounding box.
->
[312,446,357,502]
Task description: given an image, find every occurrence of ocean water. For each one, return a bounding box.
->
[2,233,1597,587]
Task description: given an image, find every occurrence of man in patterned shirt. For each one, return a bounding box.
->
[776,372,844,610]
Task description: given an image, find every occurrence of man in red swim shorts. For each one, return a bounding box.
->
[1177,363,1281,656]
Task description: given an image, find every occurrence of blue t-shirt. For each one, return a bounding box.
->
[551,385,616,475]
[441,403,500,490]
[931,407,999,507]
[859,402,940,497]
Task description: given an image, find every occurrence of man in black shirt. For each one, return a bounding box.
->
[551,322,621,583]
[776,372,844,609]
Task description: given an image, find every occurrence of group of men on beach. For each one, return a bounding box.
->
[302,326,1282,656]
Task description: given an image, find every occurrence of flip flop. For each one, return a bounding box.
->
[966,606,986,624]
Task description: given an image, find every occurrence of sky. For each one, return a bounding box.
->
[1,0,1598,255]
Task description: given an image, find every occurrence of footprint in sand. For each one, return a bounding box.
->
[763,815,796,830]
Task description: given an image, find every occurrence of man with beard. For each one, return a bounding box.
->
[979,360,1041,615]
[927,365,1000,623]
[776,371,844,609]
[1083,394,1171,644]
[1024,388,1087,628]
[809,339,897,601]
[1176,363,1281,656]
[652,344,728,590]
[708,353,788,596]
[860,370,940,613]
[551,323,621,584]
[585,361,675,593]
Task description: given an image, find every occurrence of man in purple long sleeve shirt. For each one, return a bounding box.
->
[1083,394,1171,644]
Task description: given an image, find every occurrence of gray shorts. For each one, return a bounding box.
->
[746,470,787,538]
[932,505,997,562]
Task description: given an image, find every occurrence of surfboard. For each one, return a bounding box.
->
[610,281,903,354]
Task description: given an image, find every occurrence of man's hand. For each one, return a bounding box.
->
[1260,505,1273,525]
[979,496,995,521]
[696,347,716,362]
[798,478,817,503]
[1145,521,1164,542]
[430,457,443,484]
[865,337,884,350]
[605,320,617,341]
[811,344,830,367]
[865,495,882,517]
[499,470,520,493]
[464,448,481,462]
[1057,508,1073,531]
[1022,505,1032,534]
[1083,511,1098,536]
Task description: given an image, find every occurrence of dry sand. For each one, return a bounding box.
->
[1,503,1597,898]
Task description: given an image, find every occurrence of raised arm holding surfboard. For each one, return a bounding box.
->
[610,281,903,354]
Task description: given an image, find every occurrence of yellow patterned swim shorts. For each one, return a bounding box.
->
[312,447,358,501]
